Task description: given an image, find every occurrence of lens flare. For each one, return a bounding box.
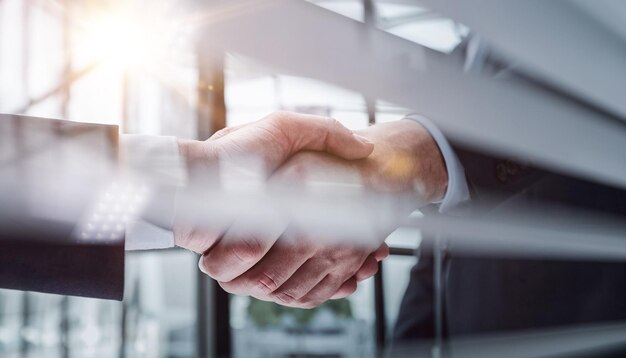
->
[73,5,184,72]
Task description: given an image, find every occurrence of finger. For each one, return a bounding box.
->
[218,240,314,298]
[200,213,288,282]
[268,258,330,306]
[278,113,374,161]
[330,277,358,300]
[209,124,246,141]
[355,255,380,282]
[297,274,355,308]
[373,243,390,261]
[213,113,374,174]
[173,224,223,254]
[328,254,382,301]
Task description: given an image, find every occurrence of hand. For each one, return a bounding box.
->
[199,118,448,308]
[174,111,374,253]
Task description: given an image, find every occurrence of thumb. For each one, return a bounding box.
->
[204,112,375,174]
[282,113,375,160]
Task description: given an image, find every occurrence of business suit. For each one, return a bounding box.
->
[392,36,626,352]
[393,120,626,346]
[0,114,125,300]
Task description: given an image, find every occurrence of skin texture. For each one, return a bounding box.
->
[175,112,448,308]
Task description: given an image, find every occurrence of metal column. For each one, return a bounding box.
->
[195,43,230,357]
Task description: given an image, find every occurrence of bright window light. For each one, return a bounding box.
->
[72,4,186,72]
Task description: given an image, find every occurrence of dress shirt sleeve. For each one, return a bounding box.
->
[119,134,186,250]
[405,115,470,213]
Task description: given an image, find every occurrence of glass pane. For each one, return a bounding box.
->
[226,55,369,130]
[231,279,376,358]
[382,256,418,339]
[225,50,378,358]
[0,250,199,358]
[0,0,472,356]
[308,0,364,22]
[375,0,466,53]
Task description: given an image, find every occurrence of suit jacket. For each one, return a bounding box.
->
[393,145,626,342]
[393,33,626,345]
[0,114,124,300]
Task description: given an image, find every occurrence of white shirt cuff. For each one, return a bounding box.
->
[120,134,186,187]
[125,220,176,250]
[120,134,186,250]
[405,115,470,213]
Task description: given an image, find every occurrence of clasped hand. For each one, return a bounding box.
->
[174,111,447,308]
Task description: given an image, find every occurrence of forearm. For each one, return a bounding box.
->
[0,114,124,299]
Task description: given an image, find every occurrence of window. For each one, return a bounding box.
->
[0,0,461,356]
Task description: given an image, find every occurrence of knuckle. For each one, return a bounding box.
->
[179,229,220,255]
[314,250,338,265]
[229,237,265,263]
[253,271,280,294]
[272,291,298,305]
[199,255,219,277]
[299,294,324,308]
[348,265,361,277]
[269,111,291,125]
[326,117,348,134]
[324,117,341,128]
[298,301,320,310]
[212,127,229,138]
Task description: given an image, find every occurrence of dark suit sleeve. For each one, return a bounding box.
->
[449,144,546,209]
[451,144,626,215]
[0,226,125,300]
[0,114,125,300]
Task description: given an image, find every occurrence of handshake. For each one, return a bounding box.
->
[171,111,447,309]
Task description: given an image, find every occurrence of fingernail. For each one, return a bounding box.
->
[353,133,373,145]
[198,255,209,274]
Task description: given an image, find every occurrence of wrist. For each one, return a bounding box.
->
[176,139,218,176]
[355,120,448,202]
[177,139,200,167]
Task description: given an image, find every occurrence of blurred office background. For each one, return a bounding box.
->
[0,0,464,357]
